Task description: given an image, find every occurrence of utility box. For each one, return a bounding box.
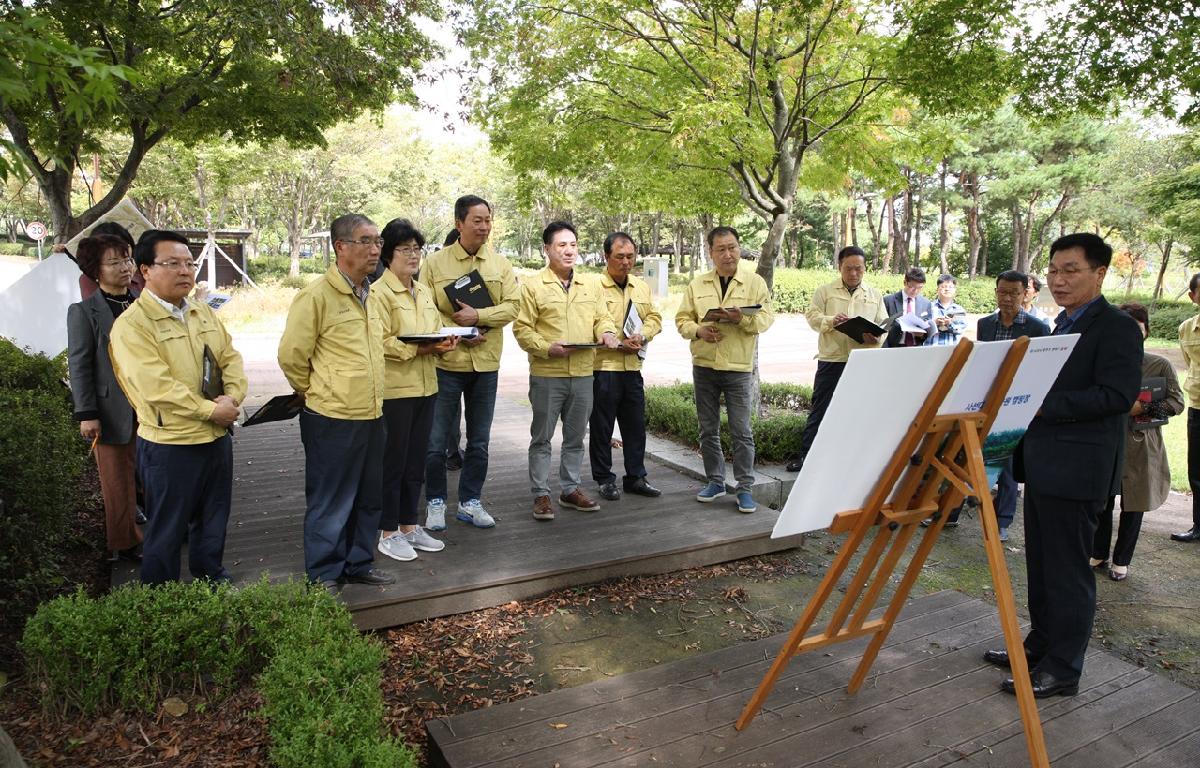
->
[643,257,669,297]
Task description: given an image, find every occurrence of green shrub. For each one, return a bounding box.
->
[21,579,415,768]
[247,255,325,281]
[0,242,30,256]
[645,381,812,462]
[280,274,309,290]
[0,341,89,630]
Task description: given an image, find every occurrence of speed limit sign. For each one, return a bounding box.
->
[26,221,47,241]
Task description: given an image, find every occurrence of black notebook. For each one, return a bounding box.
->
[444,270,494,311]
[1132,376,1169,432]
[833,316,886,344]
[243,394,304,427]
[201,344,224,400]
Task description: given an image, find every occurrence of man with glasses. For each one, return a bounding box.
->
[279,214,396,591]
[109,229,247,584]
[419,195,520,531]
[790,245,887,474]
[984,233,1141,698]
[971,270,1050,539]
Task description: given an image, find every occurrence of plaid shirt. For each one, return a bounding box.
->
[991,310,1031,341]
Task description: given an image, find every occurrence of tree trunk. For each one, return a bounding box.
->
[938,160,950,274]
[865,196,882,269]
[913,176,923,271]
[650,212,662,260]
[673,222,684,274]
[831,210,842,254]
[962,170,981,279]
[882,196,895,273]
[1154,239,1174,300]
[755,211,789,291]
[848,200,858,246]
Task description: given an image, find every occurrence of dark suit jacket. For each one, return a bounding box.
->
[976,311,1051,342]
[1014,296,1143,500]
[882,291,933,348]
[66,290,137,444]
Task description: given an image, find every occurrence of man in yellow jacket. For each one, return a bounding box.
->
[278,214,395,590]
[110,229,247,585]
[514,221,618,521]
[675,227,774,513]
[588,232,663,501]
[792,245,887,472]
[419,195,520,530]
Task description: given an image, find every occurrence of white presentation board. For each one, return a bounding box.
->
[773,336,1077,538]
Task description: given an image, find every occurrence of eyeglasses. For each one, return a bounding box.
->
[101,257,134,268]
[393,245,422,255]
[1046,266,1098,279]
[340,237,385,248]
[152,260,197,271]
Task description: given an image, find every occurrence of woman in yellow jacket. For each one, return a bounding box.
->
[376,219,458,562]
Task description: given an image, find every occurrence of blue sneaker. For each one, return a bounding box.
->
[736,491,756,514]
[696,482,726,502]
[998,527,1010,542]
[456,498,496,528]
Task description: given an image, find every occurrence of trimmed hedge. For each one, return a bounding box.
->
[246,255,326,281]
[21,579,415,768]
[770,268,1000,315]
[0,340,89,629]
[645,382,811,462]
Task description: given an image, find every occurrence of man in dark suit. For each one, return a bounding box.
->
[882,267,933,348]
[985,234,1142,698]
[974,270,1051,540]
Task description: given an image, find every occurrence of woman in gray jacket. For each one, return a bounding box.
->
[1091,303,1184,581]
[66,234,143,560]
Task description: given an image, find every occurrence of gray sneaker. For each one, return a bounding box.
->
[457,498,496,528]
[377,532,417,562]
[404,526,445,552]
[426,498,447,531]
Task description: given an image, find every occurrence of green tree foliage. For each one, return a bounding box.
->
[456,0,1016,288]
[1,0,439,240]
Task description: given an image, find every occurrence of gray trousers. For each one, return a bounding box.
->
[693,365,755,492]
[529,374,594,497]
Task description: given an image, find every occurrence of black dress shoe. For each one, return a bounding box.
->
[1001,669,1079,698]
[1170,527,1200,542]
[344,567,396,586]
[598,482,621,501]
[983,648,1039,670]
[785,458,804,472]
[624,477,661,497]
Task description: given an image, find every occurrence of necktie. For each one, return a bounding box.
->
[904,297,915,346]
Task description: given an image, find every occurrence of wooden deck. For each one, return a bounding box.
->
[426,590,1200,768]
[208,394,801,629]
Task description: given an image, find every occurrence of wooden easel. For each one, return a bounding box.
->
[736,337,1050,768]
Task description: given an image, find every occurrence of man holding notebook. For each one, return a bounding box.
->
[587,232,663,502]
[418,195,520,531]
[792,245,887,473]
[675,226,774,513]
[110,229,246,585]
[514,221,618,520]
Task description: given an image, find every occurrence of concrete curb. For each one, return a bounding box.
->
[643,432,795,511]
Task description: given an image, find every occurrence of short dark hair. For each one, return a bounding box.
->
[75,234,131,281]
[91,222,135,250]
[837,245,866,264]
[603,231,636,256]
[1029,275,1043,292]
[133,229,190,269]
[542,220,577,245]
[330,213,374,245]
[904,267,926,284]
[443,229,460,247]
[1049,232,1112,269]
[454,195,492,223]
[706,226,739,248]
[379,218,426,268]
[937,273,956,286]
[996,270,1029,289]
[1118,302,1149,329]
[1190,273,1200,294]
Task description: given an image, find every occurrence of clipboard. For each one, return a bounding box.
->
[702,304,762,322]
[444,270,494,311]
[833,316,886,344]
[201,344,224,400]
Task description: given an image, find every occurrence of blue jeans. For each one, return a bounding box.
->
[300,410,385,582]
[425,369,498,502]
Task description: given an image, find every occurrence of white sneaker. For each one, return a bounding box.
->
[377,532,417,562]
[426,498,447,531]
[456,498,496,528]
[405,526,445,552]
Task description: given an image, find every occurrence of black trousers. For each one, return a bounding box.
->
[1023,490,1103,680]
[1092,495,1144,567]
[588,370,648,485]
[1189,408,1200,527]
[137,434,232,585]
[798,360,846,460]
[381,394,436,529]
